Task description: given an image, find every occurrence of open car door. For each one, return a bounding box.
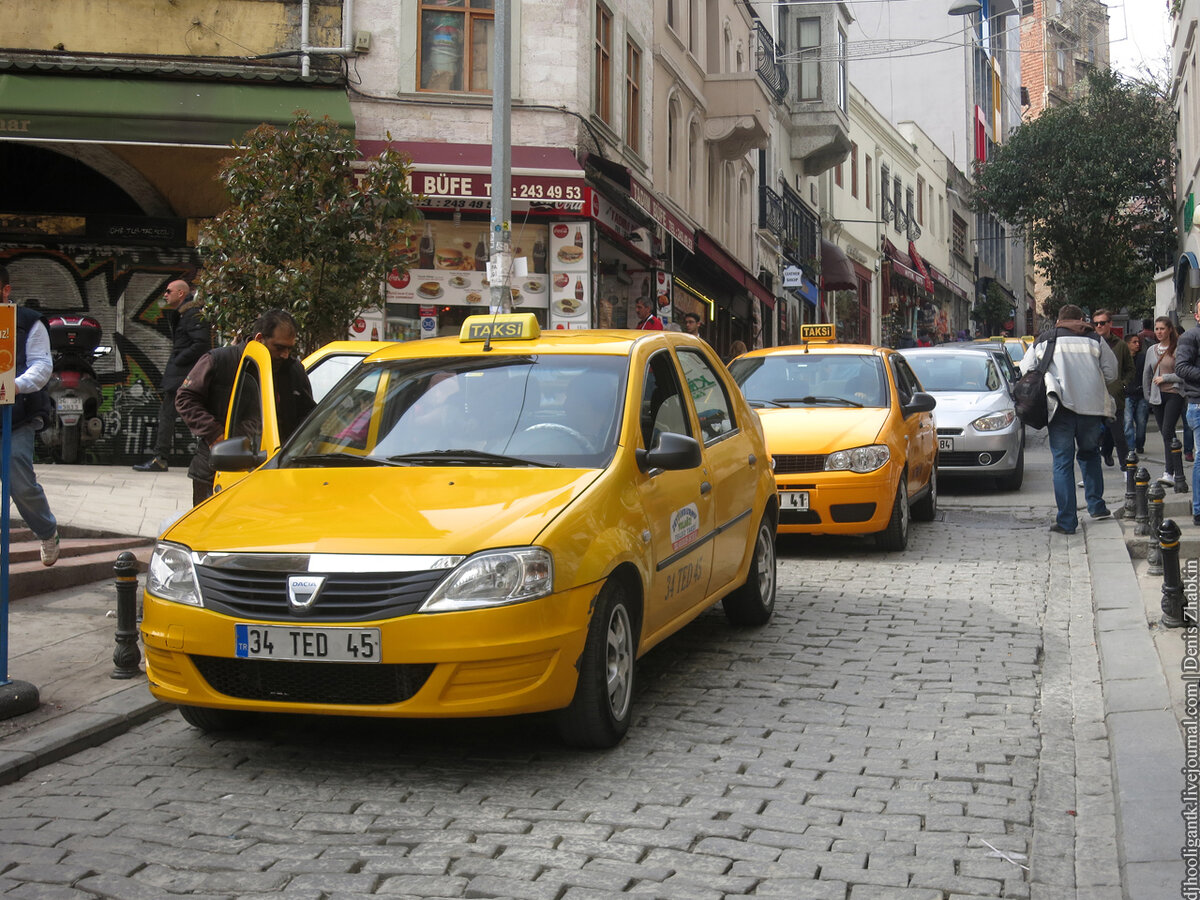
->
[212,341,280,494]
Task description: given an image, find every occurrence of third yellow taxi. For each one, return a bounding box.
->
[728,325,938,551]
[140,315,778,749]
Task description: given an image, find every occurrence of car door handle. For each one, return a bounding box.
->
[701,481,712,495]
[748,453,757,466]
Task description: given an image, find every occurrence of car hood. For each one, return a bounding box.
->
[926,390,1011,426]
[164,466,602,555]
[755,407,888,452]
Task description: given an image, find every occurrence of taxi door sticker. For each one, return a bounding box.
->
[670,503,700,551]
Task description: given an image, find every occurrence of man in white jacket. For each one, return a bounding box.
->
[1019,304,1118,534]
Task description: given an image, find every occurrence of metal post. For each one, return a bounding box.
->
[1119,450,1138,519]
[1147,481,1165,576]
[1161,519,1186,628]
[111,551,141,679]
[489,0,513,314]
[1134,466,1151,536]
[1173,437,1189,493]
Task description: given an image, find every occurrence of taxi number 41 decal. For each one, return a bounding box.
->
[665,561,704,602]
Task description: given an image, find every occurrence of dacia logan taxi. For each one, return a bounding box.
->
[728,325,937,551]
[141,315,779,749]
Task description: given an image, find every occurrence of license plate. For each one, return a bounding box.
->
[938,437,954,452]
[781,491,810,510]
[235,624,381,663]
[55,396,83,412]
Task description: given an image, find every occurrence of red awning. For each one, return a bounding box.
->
[882,238,931,295]
[696,231,774,309]
[356,140,587,210]
[821,239,856,292]
[908,241,935,294]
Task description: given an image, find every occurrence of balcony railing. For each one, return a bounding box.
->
[759,183,818,268]
[758,184,785,238]
[753,22,789,103]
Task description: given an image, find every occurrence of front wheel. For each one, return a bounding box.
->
[556,581,636,749]
[722,514,777,626]
[875,477,909,551]
[996,446,1025,491]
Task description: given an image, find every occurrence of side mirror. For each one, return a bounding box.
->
[211,435,267,472]
[635,432,703,473]
[904,391,937,416]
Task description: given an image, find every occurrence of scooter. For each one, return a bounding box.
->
[42,315,107,464]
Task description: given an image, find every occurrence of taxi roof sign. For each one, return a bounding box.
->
[800,323,835,343]
[460,314,541,343]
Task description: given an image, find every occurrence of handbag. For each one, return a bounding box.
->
[1013,332,1058,429]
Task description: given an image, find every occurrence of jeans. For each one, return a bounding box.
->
[1100,402,1128,465]
[1125,396,1149,453]
[1188,404,1200,515]
[7,422,57,540]
[1152,394,1188,477]
[1048,407,1105,532]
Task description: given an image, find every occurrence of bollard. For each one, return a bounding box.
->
[111,551,142,679]
[1161,519,1186,628]
[1173,437,1189,493]
[1119,450,1139,518]
[1147,481,1166,576]
[1134,466,1151,536]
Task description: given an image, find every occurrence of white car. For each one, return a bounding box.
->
[899,346,1025,491]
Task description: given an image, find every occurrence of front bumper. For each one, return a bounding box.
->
[773,466,897,535]
[935,425,1022,475]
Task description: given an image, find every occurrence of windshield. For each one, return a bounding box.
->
[904,354,1001,393]
[280,354,628,469]
[728,353,888,408]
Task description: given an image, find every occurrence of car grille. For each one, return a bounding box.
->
[780,509,822,525]
[937,427,964,436]
[940,450,1008,467]
[773,454,826,475]
[190,656,435,706]
[196,567,447,623]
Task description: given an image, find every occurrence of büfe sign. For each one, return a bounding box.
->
[0,306,14,405]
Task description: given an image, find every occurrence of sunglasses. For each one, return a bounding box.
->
[1093,319,1110,325]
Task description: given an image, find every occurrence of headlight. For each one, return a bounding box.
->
[420,547,554,613]
[825,444,890,473]
[147,542,203,607]
[972,410,1016,432]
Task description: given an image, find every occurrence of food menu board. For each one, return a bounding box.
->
[548,221,592,330]
[385,220,550,310]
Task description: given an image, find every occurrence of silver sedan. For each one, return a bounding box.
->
[899,346,1025,491]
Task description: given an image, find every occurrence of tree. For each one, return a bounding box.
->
[973,69,1175,315]
[198,113,421,351]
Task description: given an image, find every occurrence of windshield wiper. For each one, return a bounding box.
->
[285,453,381,467]
[747,398,787,408]
[784,395,863,408]
[386,449,558,468]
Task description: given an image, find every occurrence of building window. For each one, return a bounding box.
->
[952,213,968,258]
[1055,48,1066,87]
[851,143,859,198]
[626,39,642,153]
[834,162,843,188]
[595,4,613,123]
[688,0,698,53]
[865,154,872,210]
[419,0,495,93]
[880,162,889,218]
[837,27,848,113]
[893,176,902,231]
[667,0,676,31]
[798,18,820,101]
[916,175,925,226]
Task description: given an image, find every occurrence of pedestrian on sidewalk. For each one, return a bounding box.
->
[1144,316,1187,490]
[132,279,210,473]
[0,266,59,566]
[1092,309,1133,467]
[1171,300,1200,524]
[1019,304,1117,534]
[1124,332,1148,454]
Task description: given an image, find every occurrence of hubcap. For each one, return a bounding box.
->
[755,523,775,601]
[605,604,633,719]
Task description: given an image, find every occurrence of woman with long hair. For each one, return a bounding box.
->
[1144,316,1187,489]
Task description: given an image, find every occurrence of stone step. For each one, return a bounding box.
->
[5,525,154,601]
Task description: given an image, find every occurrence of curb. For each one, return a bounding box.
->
[1084,517,1186,898]
[0,685,169,787]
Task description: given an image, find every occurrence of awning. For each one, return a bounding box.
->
[586,153,695,252]
[0,72,354,147]
[929,264,968,300]
[697,231,774,309]
[881,238,932,295]
[1177,251,1200,297]
[907,241,935,294]
[359,140,586,211]
[821,239,856,291]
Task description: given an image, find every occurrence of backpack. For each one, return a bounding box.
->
[1012,332,1058,429]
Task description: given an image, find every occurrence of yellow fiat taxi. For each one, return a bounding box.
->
[141,315,778,748]
[728,325,938,551]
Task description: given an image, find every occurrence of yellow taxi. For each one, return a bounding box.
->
[141,315,779,748]
[975,335,1028,364]
[728,325,938,551]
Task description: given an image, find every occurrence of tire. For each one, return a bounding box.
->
[996,446,1025,491]
[556,581,636,749]
[875,477,909,551]
[722,514,777,626]
[911,464,938,522]
[60,423,81,464]
[177,704,250,732]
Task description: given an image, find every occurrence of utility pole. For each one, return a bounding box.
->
[490,0,513,313]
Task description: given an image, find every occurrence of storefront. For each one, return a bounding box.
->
[880,238,934,346]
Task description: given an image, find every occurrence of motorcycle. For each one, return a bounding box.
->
[42,315,108,464]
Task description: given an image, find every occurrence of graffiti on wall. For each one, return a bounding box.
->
[0,245,203,466]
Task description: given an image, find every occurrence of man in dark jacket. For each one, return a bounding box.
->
[1171,299,1200,525]
[1092,309,1133,466]
[133,280,210,472]
[176,309,314,505]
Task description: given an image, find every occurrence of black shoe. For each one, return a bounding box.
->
[1089,508,1113,520]
[1050,524,1076,535]
[133,457,168,473]
[1102,453,1114,467]
[1193,514,1200,526]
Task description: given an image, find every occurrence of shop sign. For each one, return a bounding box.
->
[628,178,694,253]
[654,271,673,322]
[408,171,585,210]
[782,265,803,288]
[0,305,14,405]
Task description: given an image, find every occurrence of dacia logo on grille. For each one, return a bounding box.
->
[287,575,326,611]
